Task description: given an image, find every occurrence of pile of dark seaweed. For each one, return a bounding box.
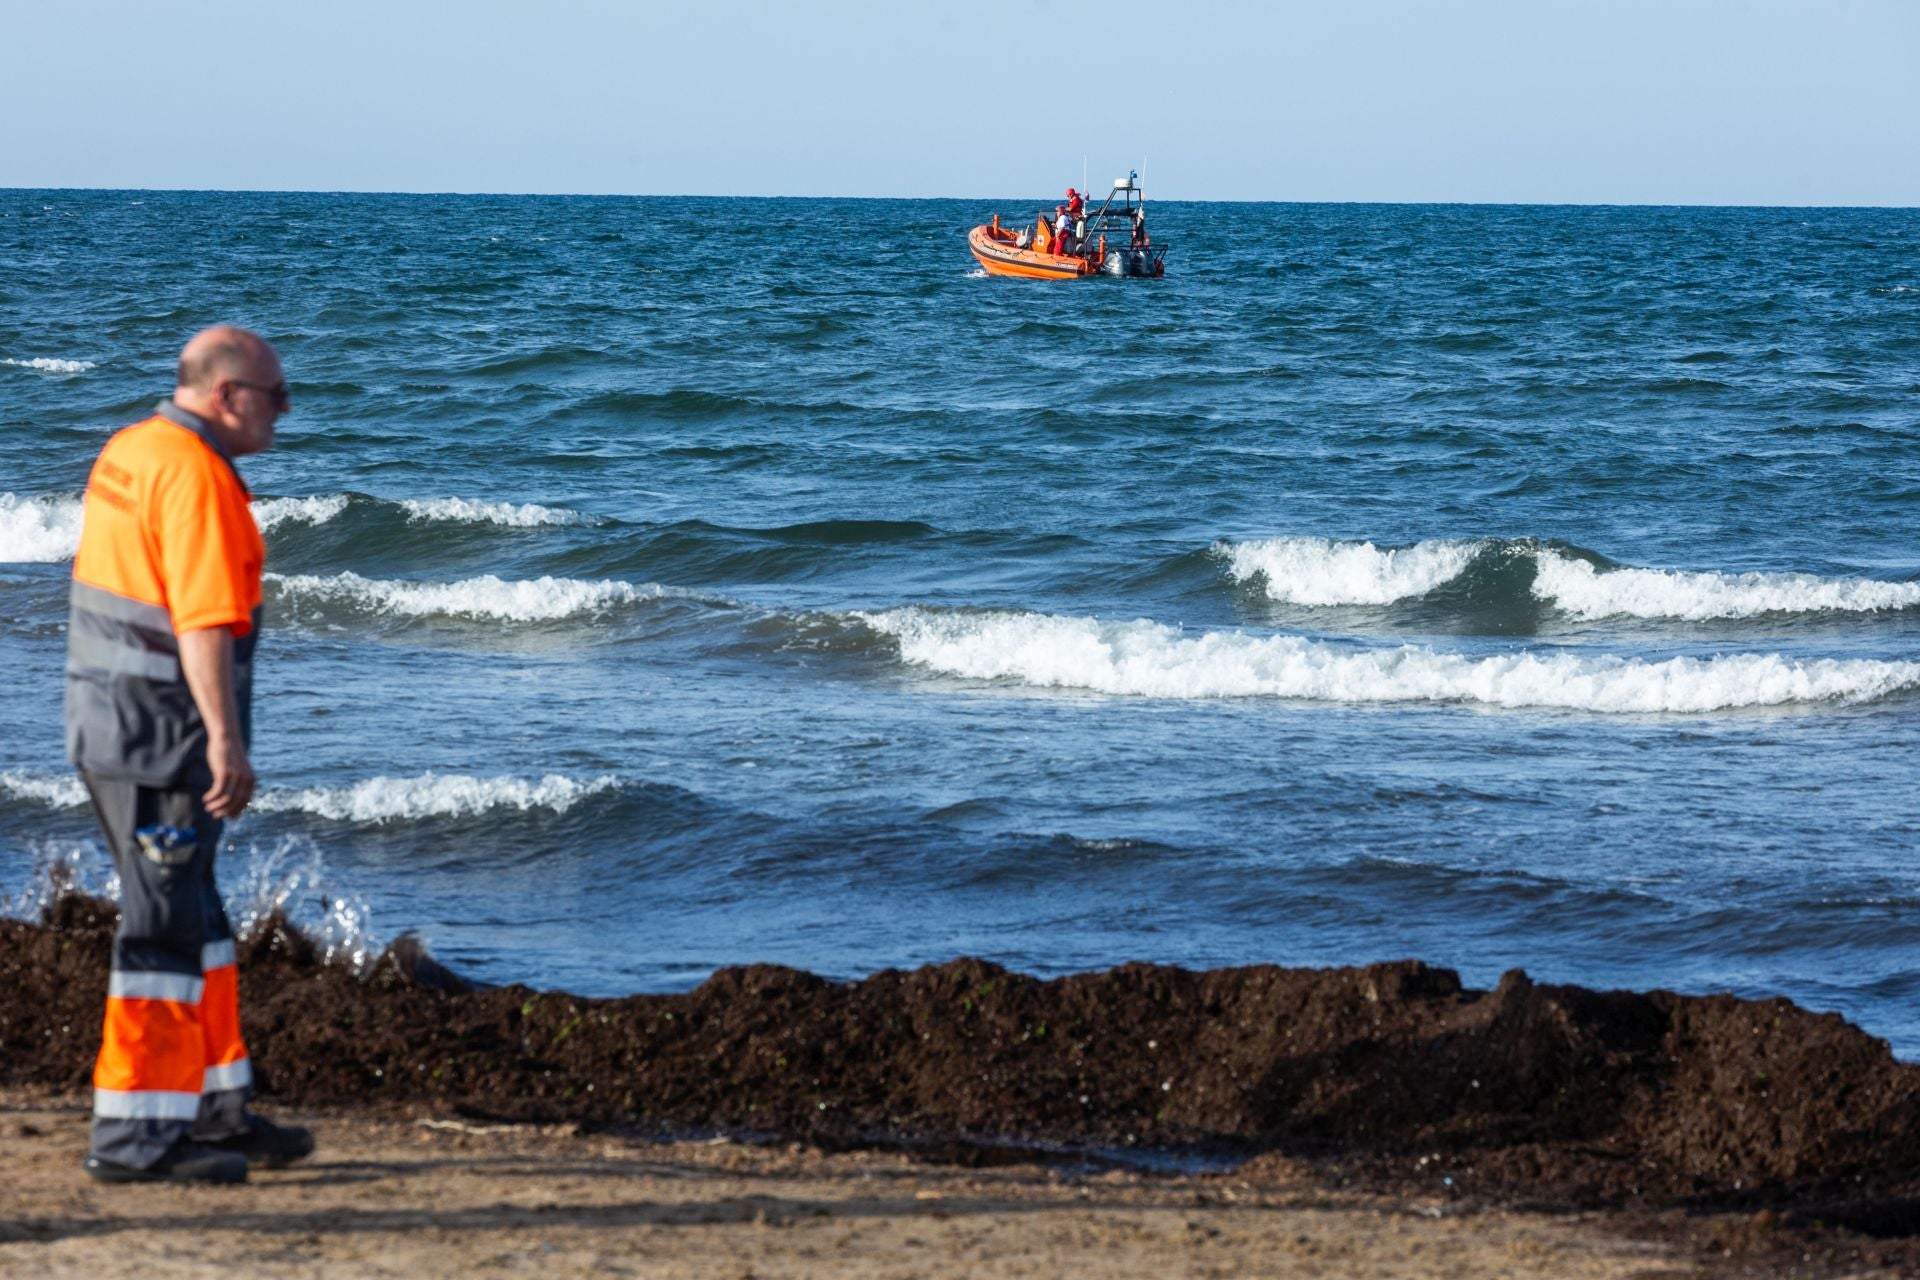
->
[8,894,1920,1241]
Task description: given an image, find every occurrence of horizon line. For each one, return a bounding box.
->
[3,185,1915,211]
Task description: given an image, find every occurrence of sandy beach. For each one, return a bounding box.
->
[0,1089,1838,1279]
[6,900,1920,1276]
[7,10,1916,1278]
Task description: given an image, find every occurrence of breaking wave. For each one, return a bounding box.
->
[0,768,618,824]
[0,770,88,810]
[857,607,1920,713]
[0,491,591,563]
[2,357,95,374]
[0,493,85,563]
[398,497,586,526]
[253,494,352,531]
[1217,536,1480,606]
[267,570,669,621]
[1218,536,1920,621]
[251,492,588,531]
[1531,551,1920,621]
[253,772,620,823]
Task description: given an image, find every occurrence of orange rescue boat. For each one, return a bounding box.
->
[969,174,1167,280]
[969,218,1101,278]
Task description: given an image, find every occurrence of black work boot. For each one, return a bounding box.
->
[84,1139,249,1185]
[207,1114,315,1169]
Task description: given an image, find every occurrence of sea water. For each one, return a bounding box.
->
[3,193,1917,1051]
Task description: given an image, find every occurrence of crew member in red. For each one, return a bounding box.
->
[1065,187,1084,220]
[69,326,314,1185]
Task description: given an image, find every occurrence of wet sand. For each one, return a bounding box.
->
[0,1090,1719,1279]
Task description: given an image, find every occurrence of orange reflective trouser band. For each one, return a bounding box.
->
[82,773,252,1169]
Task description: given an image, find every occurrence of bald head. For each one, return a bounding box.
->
[172,325,286,457]
[176,326,276,396]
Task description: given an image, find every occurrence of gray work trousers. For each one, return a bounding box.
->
[82,772,251,1169]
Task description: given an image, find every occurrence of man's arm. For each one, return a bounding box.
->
[178,625,255,818]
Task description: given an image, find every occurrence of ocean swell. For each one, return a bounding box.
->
[857,607,1920,713]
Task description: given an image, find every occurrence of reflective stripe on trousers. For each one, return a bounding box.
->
[93,936,253,1123]
[83,772,253,1168]
[201,939,253,1096]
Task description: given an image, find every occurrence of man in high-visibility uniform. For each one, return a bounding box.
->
[68,325,314,1184]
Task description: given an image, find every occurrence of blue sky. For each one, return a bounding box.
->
[4,0,1915,203]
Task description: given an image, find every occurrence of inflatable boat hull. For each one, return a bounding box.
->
[968,225,1096,279]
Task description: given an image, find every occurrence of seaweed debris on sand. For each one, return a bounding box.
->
[7,894,1920,1233]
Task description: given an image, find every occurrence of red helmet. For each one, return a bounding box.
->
[1066,187,1077,197]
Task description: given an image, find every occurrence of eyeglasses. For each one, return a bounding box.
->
[226,379,291,412]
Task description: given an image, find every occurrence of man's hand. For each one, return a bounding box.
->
[178,625,254,817]
[202,732,256,818]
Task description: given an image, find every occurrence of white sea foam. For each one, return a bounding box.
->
[400,496,585,526]
[267,570,664,621]
[1215,534,1920,621]
[254,772,619,823]
[2,490,582,561]
[859,607,1920,713]
[1218,536,1479,605]
[0,766,616,825]
[0,492,350,561]
[252,494,352,531]
[1533,550,1920,621]
[2,357,95,374]
[0,493,85,562]
[0,770,88,809]
[251,494,586,531]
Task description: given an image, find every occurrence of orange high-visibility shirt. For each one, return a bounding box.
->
[73,415,264,635]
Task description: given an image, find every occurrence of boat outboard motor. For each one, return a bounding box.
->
[1128,248,1148,276]
[1103,250,1126,276]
